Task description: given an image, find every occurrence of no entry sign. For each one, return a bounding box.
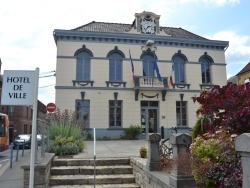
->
[46,103,56,113]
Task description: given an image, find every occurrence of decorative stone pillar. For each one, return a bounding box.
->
[169,133,195,188]
[146,133,162,171]
[235,133,250,188]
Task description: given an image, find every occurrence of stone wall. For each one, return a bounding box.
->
[21,153,55,188]
[130,157,173,188]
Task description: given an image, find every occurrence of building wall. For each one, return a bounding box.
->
[237,71,250,85]
[54,15,228,138]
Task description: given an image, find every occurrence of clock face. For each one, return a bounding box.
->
[141,19,155,34]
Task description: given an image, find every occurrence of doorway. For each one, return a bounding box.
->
[141,101,158,139]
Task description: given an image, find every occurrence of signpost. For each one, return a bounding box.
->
[1,68,39,188]
[46,102,56,113]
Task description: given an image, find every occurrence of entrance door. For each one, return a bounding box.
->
[141,108,158,139]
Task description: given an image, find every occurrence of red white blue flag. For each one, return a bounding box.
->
[129,50,135,84]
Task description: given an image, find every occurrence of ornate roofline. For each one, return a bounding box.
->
[53,29,229,51]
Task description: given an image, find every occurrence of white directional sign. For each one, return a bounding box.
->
[1,70,36,105]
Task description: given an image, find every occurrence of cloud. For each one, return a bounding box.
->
[178,0,240,7]
[205,31,250,61]
[206,31,250,77]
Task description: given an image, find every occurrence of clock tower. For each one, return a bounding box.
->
[135,11,160,34]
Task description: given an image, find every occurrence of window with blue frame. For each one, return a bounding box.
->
[142,54,155,76]
[172,54,186,83]
[108,53,122,81]
[199,55,213,84]
[75,100,90,128]
[76,51,91,81]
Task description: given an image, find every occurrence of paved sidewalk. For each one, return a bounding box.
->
[0,149,32,188]
[74,140,148,158]
[0,140,148,188]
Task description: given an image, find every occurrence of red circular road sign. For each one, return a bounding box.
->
[46,103,56,113]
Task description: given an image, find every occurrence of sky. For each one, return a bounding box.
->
[0,0,250,106]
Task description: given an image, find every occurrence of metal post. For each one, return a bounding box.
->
[10,143,13,169]
[161,126,164,139]
[29,68,39,188]
[93,128,96,188]
[41,126,45,157]
[16,142,19,161]
[35,139,39,164]
[22,140,25,156]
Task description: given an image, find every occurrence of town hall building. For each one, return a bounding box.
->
[53,11,229,139]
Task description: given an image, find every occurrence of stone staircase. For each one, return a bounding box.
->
[49,157,140,188]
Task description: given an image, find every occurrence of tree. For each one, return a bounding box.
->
[192,82,250,134]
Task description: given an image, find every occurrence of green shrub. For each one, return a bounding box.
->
[46,109,85,156]
[190,129,242,187]
[47,122,85,156]
[124,125,141,140]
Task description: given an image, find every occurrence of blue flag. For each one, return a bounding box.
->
[153,59,162,82]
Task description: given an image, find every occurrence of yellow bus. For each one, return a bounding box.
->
[0,113,9,152]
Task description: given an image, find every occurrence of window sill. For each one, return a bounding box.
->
[106,81,126,87]
[72,80,94,86]
[199,84,218,90]
[108,127,123,130]
[173,83,190,89]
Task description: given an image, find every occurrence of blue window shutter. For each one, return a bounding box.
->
[109,53,122,81]
[76,51,91,81]
[76,58,83,80]
[83,58,90,80]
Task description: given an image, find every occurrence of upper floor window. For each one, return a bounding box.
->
[199,53,213,84]
[8,106,15,116]
[141,52,156,77]
[74,46,93,81]
[109,53,122,81]
[172,51,187,83]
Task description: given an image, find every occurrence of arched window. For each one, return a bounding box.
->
[108,53,123,81]
[74,47,93,81]
[199,53,213,84]
[172,51,187,83]
[141,53,155,77]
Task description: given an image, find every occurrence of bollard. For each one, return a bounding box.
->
[35,138,39,164]
[22,140,25,156]
[146,133,162,171]
[10,143,13,169]
[161,126,164,139]
[41,126,45,157]
[16,142,19,161]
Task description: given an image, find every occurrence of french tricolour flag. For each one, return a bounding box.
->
[129,50,135,84]
[169,63,174,87]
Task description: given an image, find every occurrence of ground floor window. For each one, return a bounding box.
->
[176,101,187,126]
[109,100,122,127]
[75,100,90,128]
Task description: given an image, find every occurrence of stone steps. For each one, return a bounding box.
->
[52,158,130,166]
[50,174,136,186]
[51,165,133,175]
[49,157,139,187]
[50,183,140,188]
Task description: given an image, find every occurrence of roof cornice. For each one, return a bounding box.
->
[53,29,229,51]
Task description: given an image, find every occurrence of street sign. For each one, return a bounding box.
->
[46,103,56,113]
[1,70,36,105]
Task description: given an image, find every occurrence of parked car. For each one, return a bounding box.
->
[13,134,32,149]
[37,134,46,146]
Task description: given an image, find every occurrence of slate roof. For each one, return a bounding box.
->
[236,62,250,76]
[72,21,207,40]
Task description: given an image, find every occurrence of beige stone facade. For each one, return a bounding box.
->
[53,11,229,139]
